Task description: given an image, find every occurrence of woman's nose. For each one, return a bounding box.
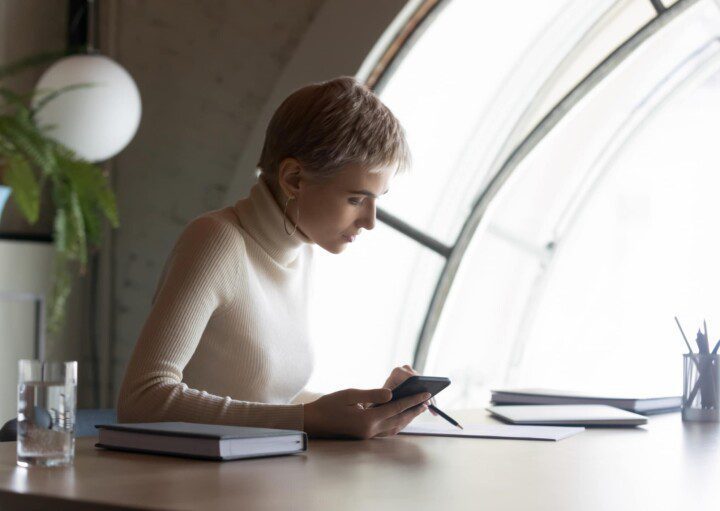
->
[359,203,376,231]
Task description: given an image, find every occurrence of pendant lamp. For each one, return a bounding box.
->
[32,0,141,162]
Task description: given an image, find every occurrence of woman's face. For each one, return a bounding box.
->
[280,159,394,254]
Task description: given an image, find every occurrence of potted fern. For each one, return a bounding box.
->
[0,53,119,335]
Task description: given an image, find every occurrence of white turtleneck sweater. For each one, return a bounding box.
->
[117,178,318,431]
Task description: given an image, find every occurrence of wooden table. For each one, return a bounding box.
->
[0,410,718,510]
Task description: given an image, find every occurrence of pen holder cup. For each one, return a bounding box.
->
[682,354,720,422]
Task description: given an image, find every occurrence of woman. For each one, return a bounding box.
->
[118,77,432,439]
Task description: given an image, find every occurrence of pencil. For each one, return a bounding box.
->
[428,404,464,430]
[703,320,710,353]
[674,316,694,354]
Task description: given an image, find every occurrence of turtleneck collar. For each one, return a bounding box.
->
[233,177,311,266]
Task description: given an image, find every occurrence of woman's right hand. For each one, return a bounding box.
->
[303,387,430,439]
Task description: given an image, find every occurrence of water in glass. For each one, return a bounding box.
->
[17,379,76,467]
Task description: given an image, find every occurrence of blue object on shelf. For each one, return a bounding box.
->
[0,185,10,219]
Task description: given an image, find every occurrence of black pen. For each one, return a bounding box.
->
[428,404,463,430]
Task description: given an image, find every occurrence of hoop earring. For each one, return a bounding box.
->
[283,196,299,236]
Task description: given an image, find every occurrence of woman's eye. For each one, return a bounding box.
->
[348,197,363,206]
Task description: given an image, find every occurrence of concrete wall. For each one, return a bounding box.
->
[106,0,327,397]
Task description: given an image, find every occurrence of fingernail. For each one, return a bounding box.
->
[424,393,432,399]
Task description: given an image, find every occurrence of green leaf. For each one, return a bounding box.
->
[31,83,96,120]
[0,50,68,81]
[53,182,88,264]
[0,87,33,121]
[58,151,119,227]
[0,116,57,175]
[68,187,87,267]
[82,203,102,246]
[53,205,69,254]
[47,252,73,335]
[0,87,34,104]
[2,154,40,223]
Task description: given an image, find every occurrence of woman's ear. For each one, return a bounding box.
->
[277,157,303,199]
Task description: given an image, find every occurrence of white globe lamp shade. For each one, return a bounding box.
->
[33,54,141,162]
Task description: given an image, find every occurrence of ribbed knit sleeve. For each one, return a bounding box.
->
[117,216,304,430]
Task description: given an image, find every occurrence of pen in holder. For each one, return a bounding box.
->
[675,317,720,422]
[683,353,719,422]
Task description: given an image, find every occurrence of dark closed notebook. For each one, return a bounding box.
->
[95,422,307,461]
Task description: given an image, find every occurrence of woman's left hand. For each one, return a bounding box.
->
[376,365,438,416]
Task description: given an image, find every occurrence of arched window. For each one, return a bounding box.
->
[307,0,720,405]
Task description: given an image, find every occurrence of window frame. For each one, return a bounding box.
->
[360,0,702,370]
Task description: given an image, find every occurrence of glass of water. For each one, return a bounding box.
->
[17,360,77,467]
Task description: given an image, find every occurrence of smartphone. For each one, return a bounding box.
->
[390,375,451,402]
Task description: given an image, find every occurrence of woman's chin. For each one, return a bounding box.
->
[317,239,349,254]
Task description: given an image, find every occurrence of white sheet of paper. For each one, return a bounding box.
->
[399,423,584,441]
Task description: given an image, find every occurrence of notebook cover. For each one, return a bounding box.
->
[94,443,306,461]
[95,422,303,440]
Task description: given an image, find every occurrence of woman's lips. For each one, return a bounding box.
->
[342,234,356,243]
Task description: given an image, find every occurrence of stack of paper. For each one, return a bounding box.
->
[400,423,583,441]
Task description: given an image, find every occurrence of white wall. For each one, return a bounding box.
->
[0,240,55,422]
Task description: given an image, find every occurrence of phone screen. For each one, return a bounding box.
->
[390,376,451,401]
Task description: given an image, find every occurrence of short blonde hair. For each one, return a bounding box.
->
[257,76,410,180]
